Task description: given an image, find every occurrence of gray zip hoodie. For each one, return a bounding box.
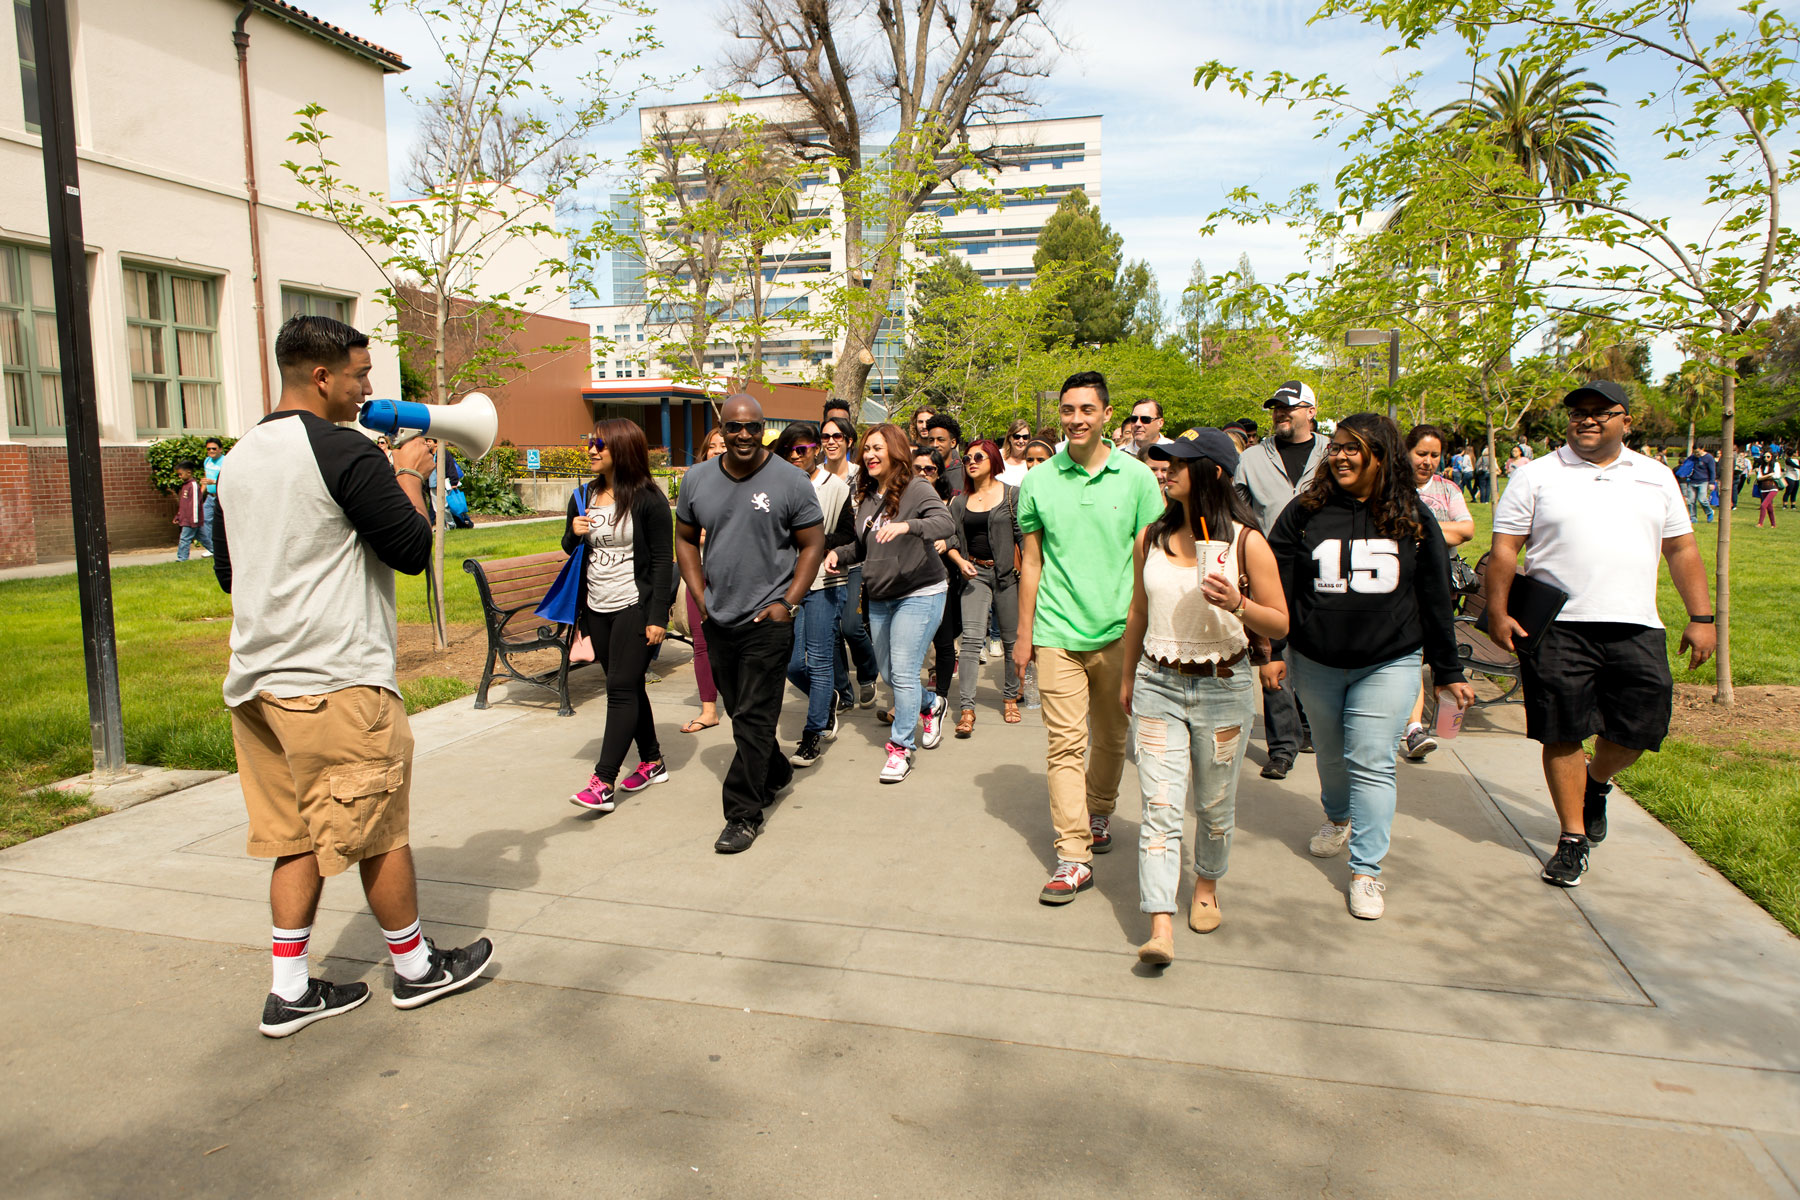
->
[1234,433,1327,533]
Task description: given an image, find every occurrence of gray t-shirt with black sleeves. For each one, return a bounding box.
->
[676,453,823,628]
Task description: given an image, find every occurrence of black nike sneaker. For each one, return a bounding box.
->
[258,978,370,1038]
[392,937,495,1010]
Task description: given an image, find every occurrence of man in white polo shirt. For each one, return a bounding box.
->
[1487,381,1715,888]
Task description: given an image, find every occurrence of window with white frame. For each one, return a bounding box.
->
[14,0,39,133]
[124,264,223,435]
[280,287,353,325]
[1,242,61,436]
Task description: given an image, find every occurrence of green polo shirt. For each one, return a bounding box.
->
[1016,441,1165,650]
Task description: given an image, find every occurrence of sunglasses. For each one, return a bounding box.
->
[1008,433,1028,441]
[586,435,606,452]
[915,464,939,476]
[786,443,819,455]
[967,453,989,464]
[821,431,848,442]
[722,420,764,435]
[1122,415,1156,426]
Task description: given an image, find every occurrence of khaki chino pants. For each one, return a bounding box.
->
[1037,641,1128,864]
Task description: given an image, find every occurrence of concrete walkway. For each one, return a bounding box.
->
[2,657,1796,1197]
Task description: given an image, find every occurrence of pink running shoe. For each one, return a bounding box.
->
[618,760,669,793]
[570,775,615,812]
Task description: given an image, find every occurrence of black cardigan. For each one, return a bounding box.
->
[561,482,675,625]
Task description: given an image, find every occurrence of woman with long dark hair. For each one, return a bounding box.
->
[566,418,675,813]
[1267,413,1475,920]
[680,427,727,733]
[1120,431,1288,963]
[1400,423,1474,761]
[913,443,960,749]
[946,438,1024,733]
[820,414,880,711]
[826,424,955,783]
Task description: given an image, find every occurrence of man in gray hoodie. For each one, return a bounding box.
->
[1234,380,1328,779]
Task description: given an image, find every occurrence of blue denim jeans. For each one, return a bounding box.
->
[786,584,846,737]
[867,590,945,750]
[200,494,217,553]
[1131,660,1257,913]
[176,525,201,560]
[834,565,879,707]
[1287,649,1422,877]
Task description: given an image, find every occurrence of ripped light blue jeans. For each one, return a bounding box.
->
[1131,659,1257,914]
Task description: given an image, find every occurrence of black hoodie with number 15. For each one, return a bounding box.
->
[1266,491,1466,687]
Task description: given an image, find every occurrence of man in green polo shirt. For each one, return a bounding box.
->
[1015,370,1166,905]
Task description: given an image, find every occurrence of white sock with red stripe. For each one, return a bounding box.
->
[271,926,311,1001]
[383,919,431,981]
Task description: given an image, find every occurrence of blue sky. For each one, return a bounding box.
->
[298,0,1791,377]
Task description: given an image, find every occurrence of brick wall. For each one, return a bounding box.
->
[0,445,32,568]
[0,444,176,565]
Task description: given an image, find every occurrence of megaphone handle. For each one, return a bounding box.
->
[390,429,422,449]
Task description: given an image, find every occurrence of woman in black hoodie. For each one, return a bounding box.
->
[1267,413,1475,920]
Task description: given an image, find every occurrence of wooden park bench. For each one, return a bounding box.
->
[1451,550,1523,707]
[462,551,689,717]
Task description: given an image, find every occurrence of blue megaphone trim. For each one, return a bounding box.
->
[359,399,435,437]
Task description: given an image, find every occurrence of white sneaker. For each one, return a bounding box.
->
[1348,876,1386,920]
[1308,820,1350,858]
[919,695,947,749]
[879,741,913,783]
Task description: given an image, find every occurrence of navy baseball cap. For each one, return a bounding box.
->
[1152,428,1239,475]
[1562,380,1631,412]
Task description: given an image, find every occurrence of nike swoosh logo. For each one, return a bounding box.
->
[406,972,450,989]
[287,997,326,1013]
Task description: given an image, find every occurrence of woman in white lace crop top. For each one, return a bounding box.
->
[1119,431,1288,968]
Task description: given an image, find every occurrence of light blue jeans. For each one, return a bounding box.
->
[1132,660,1258,914]
[867,590,945,751]
[1287,649,1422,878]
[786,584,847,737]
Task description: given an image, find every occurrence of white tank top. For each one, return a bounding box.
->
[1142,525,1250,664]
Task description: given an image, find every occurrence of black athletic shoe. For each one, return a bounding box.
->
[1584,775,1612,843]
[259,977,369,1038]
[821,706,841,743]
[392,937,495,1010]
[857,682,877,708]
[714,820,760,854]
[1541,835,1590,888]
[790,732,824,768]
[1260,756,1293,780]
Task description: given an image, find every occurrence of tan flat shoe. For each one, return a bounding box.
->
[1137,934,1174,965]
[955,708,975,738]
[1188,897,1222,934]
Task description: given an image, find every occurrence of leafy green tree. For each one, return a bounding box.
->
[1173,258,1211,367]
[1117,260,1166,345]
[1033,189,1124,345]
[897,255,987,408]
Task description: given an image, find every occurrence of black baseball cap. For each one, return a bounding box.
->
[1562,380,1631,412]
[1152,428,1239,475]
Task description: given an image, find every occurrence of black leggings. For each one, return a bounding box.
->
[931,583,961,700]
[1785,479,1799,506]
[582,602,662,784]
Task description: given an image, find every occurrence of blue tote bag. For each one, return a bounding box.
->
[534,484,587,625]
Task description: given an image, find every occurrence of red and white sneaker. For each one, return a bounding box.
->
[1039,859,1093,905]
[570,775,615,812]
[1089,814,1112,854]
[619,760,669,793]
[879,742,913,784]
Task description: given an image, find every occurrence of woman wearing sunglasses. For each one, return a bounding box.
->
[999,420,1033,485]
[819,415,881,710]
[1266,413,1475,920]
[945,438,1023,734]
[567,419,676,813]
[825,425,955,783]
[771,423,857,768]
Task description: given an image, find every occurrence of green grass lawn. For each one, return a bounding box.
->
[0,519,565,849]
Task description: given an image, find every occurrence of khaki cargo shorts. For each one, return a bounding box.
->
[231,685,413,876]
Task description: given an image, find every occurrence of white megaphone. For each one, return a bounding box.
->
[359,392,499,461]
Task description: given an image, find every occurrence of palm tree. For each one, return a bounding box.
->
[1431,64,1616,200]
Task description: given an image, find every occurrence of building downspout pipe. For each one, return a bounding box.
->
[235,2,273,414]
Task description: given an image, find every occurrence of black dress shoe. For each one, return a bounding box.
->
[714,820,761,853]
[1260,757,1293,780]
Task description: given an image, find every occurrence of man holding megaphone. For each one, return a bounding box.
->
[213,315,495,1038]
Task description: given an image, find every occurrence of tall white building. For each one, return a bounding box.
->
[576,96,1102,400]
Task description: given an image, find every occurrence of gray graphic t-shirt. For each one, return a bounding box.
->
[676,454,822,627]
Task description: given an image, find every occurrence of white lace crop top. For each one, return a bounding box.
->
[1141,526,1250,664]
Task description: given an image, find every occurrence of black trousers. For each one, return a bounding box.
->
[931,584,961,699]
[704,617,795,827]
[582,602,662,784]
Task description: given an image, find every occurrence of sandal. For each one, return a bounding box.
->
[1003,698,1022,723]
[955,708,975,738]
[680,716,719,734]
